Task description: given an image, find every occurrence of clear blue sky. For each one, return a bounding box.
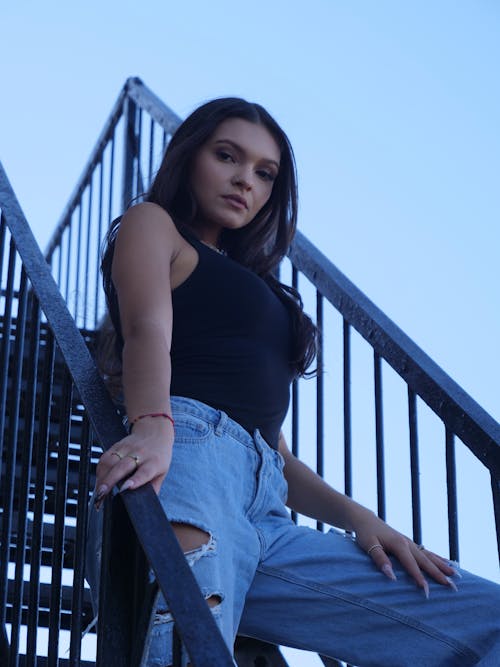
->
[2,2,499,663]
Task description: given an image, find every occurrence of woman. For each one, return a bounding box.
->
[91,98,500,666]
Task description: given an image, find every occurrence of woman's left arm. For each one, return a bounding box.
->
[278,432,458,595]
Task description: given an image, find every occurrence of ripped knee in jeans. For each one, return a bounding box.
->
[154,520,222,626]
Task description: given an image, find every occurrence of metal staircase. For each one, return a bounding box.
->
[1,78,499,667]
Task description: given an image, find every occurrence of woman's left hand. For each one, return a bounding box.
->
[353,511,459,597]
[278,433,459,597]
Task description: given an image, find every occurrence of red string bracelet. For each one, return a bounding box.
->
[130,412,175,429]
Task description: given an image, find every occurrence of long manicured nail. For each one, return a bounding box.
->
[422,581,430,599]
[96,484,108,500]
[446,577,458,592]
[449,567,462,579]
[382,564,397,581]
[121,480,135,492]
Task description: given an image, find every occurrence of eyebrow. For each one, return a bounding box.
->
[214,138,280,170]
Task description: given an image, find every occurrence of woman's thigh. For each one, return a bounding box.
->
[239,525,500,666]
[145,399,262,666]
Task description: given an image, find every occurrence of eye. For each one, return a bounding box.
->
[216,150,234,163]
[257,169,276,182]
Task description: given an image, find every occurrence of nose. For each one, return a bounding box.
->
[231,168,252,190]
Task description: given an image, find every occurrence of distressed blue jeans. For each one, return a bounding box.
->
[87,397,500,666]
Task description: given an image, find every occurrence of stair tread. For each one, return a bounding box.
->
[17,657,95,667]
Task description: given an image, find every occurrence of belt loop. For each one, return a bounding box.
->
[253,429,265,454]
[214,410,227,436]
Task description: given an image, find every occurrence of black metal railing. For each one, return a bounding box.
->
[4,76,498,667]
[286,233,500,565]
[0,165,234,667]
[45,78,181,329]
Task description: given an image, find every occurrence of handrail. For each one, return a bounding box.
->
[0,163,234,666]
[45,87,127,262]
[126,76,181,133]
[290,231,500,477]
[44,77,181,263]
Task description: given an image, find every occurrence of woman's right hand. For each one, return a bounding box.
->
[94,418,175,508]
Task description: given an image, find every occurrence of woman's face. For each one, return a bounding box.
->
[190,118,280,243]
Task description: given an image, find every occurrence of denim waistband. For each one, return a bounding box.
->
[170,396,269,450]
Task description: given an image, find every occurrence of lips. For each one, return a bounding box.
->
[222,194,248,209]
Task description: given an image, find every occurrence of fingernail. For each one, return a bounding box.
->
[382,564,397,581]
[96,485,108,500]
[422,581,430,599]
[94,495,104,511]
[121,480,134,492]
[446,577,459,592]
[449,567,462,579]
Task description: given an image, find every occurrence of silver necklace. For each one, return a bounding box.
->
[201,240,226,256]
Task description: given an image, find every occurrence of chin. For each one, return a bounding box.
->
[218,215,252,231]
[224,221,252,233]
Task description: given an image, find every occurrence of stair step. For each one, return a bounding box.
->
[2,516,81,569]
[5,579,95,632]
[17,657,95,667]
[1,465,96,520]
[234,637,290,666]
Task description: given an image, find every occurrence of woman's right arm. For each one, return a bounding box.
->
[94,203,180,505]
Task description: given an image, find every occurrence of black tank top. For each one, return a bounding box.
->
[170,235,293,448]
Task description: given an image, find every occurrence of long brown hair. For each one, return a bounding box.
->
[101,97,316,384]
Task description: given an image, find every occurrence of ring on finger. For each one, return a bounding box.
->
[367,544,384,556]
[110,451,123,461]
[126,454,140,470]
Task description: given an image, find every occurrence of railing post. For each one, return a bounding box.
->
[0,625,8,665]
[122,95,138,212]
[492,475,500,568]
[97,493,156,667]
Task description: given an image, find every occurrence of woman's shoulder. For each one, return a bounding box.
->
[117,202,185,251]
[115,203,198,280]
[120,201,175,230]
